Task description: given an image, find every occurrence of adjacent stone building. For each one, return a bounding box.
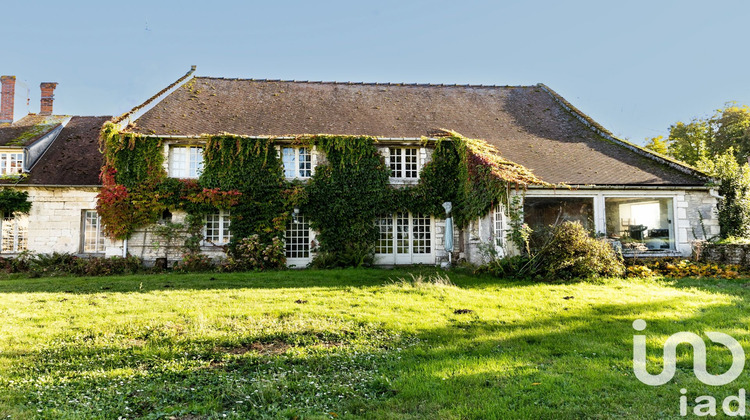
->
[0,75,114,257]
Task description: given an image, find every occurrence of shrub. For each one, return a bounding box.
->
[173,253,215,273]
[221,234,285,271]
[71,256,142,276]
[475,255,536,279]
[310,243,374,268]
[537,221,625,280]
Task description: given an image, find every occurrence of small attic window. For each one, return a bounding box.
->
[0,153,23,176]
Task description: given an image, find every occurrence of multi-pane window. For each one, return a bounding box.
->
[285,215,310,259]
[375,215,394,254]
[0,153,24,176]
[204,210,231,245]
[375,213,431,255]
[493,206,505,248]
[169,146,203,178]
[1,213,27,253]
[389,148,418,179]
[82,210,106,253]
[282,147,312,179]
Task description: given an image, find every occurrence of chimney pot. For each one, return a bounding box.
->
[0,76,16,123]
[39,82,58,116]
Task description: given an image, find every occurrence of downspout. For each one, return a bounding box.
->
[709,189,724,200]
[123,238,128,257]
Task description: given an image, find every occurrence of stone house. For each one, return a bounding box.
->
[0,75,114,257]
[106,68,717,266]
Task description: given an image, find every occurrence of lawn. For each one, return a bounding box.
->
[0,268,748,419]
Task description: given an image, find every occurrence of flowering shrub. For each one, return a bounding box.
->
[220,235,286,271]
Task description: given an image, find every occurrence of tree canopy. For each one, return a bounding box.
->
[645,104,750,166]
[645,104,750,239]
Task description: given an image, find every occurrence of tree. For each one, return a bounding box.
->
[697,149,750,239]
[645,104,750,166]
[648,104,750,238]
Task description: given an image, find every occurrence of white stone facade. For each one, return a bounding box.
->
[1,186,119,256]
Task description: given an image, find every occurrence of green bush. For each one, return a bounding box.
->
[537,221,624,281]
[475,255,534,279]
[310,243,375,268]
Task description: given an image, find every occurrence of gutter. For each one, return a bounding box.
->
[526,184,714,190]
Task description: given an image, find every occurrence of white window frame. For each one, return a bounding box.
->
[169,145,203,178]
[493,205,506,256]
[387,147,419,180]
[374,212,433,264]
[285,214,315,266]
[282,146,313,179]
[0,152,24,176]
[203,210,231,246]
[1,213,27,253]
[519,190,681,255]
[82,210,106,253]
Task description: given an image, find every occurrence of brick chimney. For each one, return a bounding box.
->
[0,76,16,123]
[39,82,58,116]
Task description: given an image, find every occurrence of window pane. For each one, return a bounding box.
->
[523,197,595,233]
[298,147,312,178]
[2,215,27,253]
[375,214,394,254]
[396,212,409,254]
[494,206,505,247]
[83,210,105,253]
[404,148,418,178]
[282,147,296,178]
[412,213,431,254]
[285,215,310,258]
[605,197,674,251]
[389,148,402,178]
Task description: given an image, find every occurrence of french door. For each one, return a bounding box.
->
[375,213,433,264]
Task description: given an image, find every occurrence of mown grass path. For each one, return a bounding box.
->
[0,268,748,419]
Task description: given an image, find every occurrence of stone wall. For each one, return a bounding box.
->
[700,243,750,266]
[17,186,120,255]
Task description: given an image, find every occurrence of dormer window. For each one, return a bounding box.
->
[0,152,23,175]
[169,146,203,178]
[282,146,312,179]
[389,147,418,179]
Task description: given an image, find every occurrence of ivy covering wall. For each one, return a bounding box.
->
[97,122,545,264]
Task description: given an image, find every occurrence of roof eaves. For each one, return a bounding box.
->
[537,83,712,183]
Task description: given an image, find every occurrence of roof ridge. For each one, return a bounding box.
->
[192,76,533,89]
[536,83,711,182]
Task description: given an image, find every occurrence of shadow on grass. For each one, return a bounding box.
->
[0,266,526,294]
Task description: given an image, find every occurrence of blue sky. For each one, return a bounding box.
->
[2,0,748,144]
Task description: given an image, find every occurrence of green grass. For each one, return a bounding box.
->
[1,268,749,419]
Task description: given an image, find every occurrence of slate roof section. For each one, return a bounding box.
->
[0,114,69,147]
[126,77,707,186]
[0,116,110,186]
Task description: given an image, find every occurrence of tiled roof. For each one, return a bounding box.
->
[0,114,69,147]
[1,116,110,186]
[126,77,707,186]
